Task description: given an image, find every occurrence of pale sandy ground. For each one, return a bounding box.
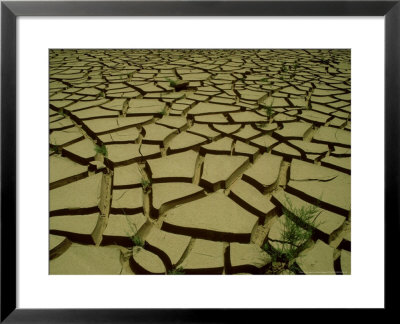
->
[49,49,351,275]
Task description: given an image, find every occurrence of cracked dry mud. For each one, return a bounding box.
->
[49,49,351,275]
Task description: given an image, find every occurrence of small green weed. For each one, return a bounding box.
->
[263,195,320,263]
[288,262,303,274]
[260,78,269,82]
[159,107,167,116]
[94,144,108,157]
[50,139,60,154]
[122,209,145,247]
[50,144,59,154]
[141,178,152,193]
[132,235,144,247]
[96,91,106,99]
[256,122,268,129]
[167,267,185,275]
[165,77,177,87]
[260,99,274,120]
[265,101,274,118]
[57,107,65,117]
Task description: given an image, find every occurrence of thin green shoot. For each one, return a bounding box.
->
[94,144,108,157]
[165,77,177,87]
[260,99,274,120]
[96,91,106,99]
[122,209,145,247]
[50,144,59,154]
[263,195,321,263]
[141,178,152,193]
[167,267,185,275]
[57,107,65,117]
[132,235,144,247]
[256,122,268,129]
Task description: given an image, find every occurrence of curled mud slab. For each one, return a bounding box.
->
[49,49,351,275]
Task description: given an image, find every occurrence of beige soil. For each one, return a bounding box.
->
[49,49,351,275]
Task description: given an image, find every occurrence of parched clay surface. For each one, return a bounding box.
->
[112,163,143,189]
[200,154,249,191]
[146,150,198,183]
[295,240,336,275]
[50,155,88,189]
[144,227,191,269]
[111,188,143,214]
[162,191,259,242]
[130,246,166,274]
[151,182,205,216]
[50,173,103,216]
[179,239,225,274]
[227,243,272,274]
[287,159,351,216]
[50,213,100,244]
[50,244,122,274]
[101,213,147,246]
[242,153,283,193]
[49,49,351,275]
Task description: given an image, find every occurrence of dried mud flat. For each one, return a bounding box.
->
[49,49,351,275]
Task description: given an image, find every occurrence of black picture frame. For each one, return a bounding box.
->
[1,0,398,322]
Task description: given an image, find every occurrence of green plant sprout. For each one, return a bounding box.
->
[50,145,59,154]
[159,107,167,116]
[260,78,269,82]
[94,144,108,157]
[122,209,145,247]
[132,235,144,247]
[50,139,60,154]
[256,122,268,129]
[265,100,274,118]
[57,107,65,117]
[165,77,177,87]
[167,267,185,275]
[260,99,274,120]
[96,91,106,99]
[127,72,134,80]
[140,178,152,193]
[263,195,321,263]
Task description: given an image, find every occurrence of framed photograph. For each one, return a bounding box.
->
[1,0,398,321]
